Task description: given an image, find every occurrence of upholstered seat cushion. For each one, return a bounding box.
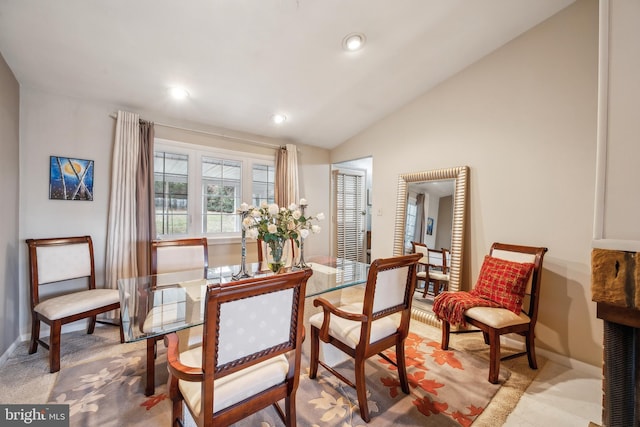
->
[465,306,530,328]
[34,289,119,320]
[308,302,400,348]
[177,346,289,416]
[417,271,449,282]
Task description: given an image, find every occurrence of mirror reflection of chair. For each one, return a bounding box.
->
[142,237,209,395]
[26,235,123,373]
[411,241,450,298]
[308,253,421,422]
[435,242,548,383]
[165,269,312,427]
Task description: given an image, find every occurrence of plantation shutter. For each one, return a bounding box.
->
[333,169,365,262]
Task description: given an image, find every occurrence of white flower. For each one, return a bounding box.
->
[260,200,268,208]
[247,228,259,239]
[311,225,321,234]
[267,223,278,233]
[251,209,261,218]
[268,204,279,215]
[288,203,298,211]
[316,212,325,220]
[299,198,307,206]
[292,210,302,220]
[242,217,253,228]
[239,202,249,212]
[300,229,310,239]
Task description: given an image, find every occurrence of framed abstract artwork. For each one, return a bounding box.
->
[426,217,434,235]
[49,156,94,201]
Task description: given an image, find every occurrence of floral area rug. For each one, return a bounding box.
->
[48,332,507,427]
[48,351,170,427]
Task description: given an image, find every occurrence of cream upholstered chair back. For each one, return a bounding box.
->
[371,266,412,314]
[151,238,209,275]
[166,269,312,426]
[411,241,429,265]
[34,241,93,285]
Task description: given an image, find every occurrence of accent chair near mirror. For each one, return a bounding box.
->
[392,166,469,328]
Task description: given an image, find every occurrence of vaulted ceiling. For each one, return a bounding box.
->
[0,0,574,149]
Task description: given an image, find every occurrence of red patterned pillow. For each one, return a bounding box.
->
[470,255,535,314]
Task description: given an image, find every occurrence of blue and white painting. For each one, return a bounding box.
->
[49,156,94,201]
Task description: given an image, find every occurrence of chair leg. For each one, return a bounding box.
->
[172,397,183,427]
[118,321,125,344]
[396,340,410,394]
[309,326,319,379]
[167,371,183,427]
[354,357,370,423]
[145,338,156,396]
[525,330,538,369]
[433,280,440,297]
[49,321,62,373]
[487,330,501,384]
[441,320,450,350]
[87,315,97,335]
[29,315,40,354]
[482,331,490,345]
[283,392,297,427]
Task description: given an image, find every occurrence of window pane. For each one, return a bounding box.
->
[404,202,418,250]
[202,157,241,233]
[155,152,188,235]
[252,163,275,206]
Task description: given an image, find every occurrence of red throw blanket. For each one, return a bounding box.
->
[432,290,502,327]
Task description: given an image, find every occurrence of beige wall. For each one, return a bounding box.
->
[0,51,20,356]
[594,0,640,246]
[332,0,601,366]
[16,88,331,337]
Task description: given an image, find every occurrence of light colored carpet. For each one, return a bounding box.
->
[0,320,543,426]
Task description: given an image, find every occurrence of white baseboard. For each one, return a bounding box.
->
[0,322,90,369]
[0,337,21,368]
[502,335,602,378]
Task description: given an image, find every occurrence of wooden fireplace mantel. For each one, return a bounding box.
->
[597,302,640,329]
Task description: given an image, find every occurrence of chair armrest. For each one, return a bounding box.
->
[313,298,367,341]
[164,332,204,383]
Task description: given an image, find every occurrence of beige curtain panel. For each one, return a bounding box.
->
[105,111,155,308]
[275,143,299,207]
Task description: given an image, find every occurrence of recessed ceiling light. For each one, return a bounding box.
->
[342,33,366,51]
[169,86,190,100]
[272,114,287,125]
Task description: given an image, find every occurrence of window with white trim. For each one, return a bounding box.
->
[404,198,418,251]
[154,139,275,239]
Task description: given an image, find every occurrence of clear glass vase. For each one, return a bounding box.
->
[266,238,290,273]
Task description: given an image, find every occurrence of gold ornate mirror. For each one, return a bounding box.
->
[393,166,469,327]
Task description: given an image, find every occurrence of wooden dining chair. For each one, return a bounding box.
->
[165,268,312,427]
[26,235,123,372]
[308,253,421,422]
[140,237,209,395]
[436,242,548,383]
[411,241,449,297]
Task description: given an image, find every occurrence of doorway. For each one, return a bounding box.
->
[331,157,372,263]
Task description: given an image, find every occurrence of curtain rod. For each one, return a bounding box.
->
[109,113,282,150]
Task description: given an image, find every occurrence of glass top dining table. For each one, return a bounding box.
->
[118,256,370,344]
